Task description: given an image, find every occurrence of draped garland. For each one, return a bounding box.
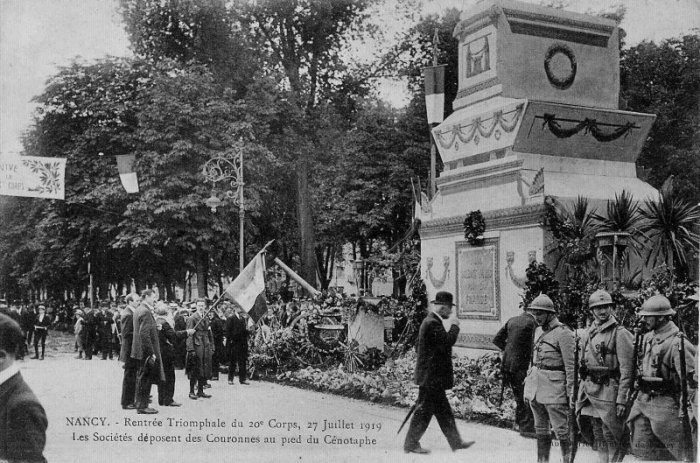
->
[434,103,524,150]
[542,113,636,142]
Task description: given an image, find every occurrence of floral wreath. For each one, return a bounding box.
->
[544,43,577,90]
[463,210,486,245]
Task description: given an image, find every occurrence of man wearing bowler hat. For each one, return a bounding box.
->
[403,291,475,454]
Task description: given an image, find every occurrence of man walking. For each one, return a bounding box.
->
[627,295,697,461]
[576,289,634,462]
[493,303,538,437]
[119,293,139,410]
[131,290,164,414]
[226,307,250,385]
[403,291,475,454]
[523,293,576,463]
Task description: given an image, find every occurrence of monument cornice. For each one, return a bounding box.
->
[502,8,615,35]
[420,203,545,239]
[455,77,501,100]
[453,5,501,40]
[437,158,523,186]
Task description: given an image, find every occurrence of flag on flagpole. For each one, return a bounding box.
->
[224,252,268,323]
[423,65,446,124]
[116,155,139,194]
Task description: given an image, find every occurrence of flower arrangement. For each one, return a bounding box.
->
[463,210,486,245]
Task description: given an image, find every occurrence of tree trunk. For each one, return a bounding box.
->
[296,155,318,293]
[195,245,209,299]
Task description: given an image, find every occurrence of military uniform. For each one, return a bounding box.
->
[576,316,634,459]
[628,319,696,460]
[523,294,576,463]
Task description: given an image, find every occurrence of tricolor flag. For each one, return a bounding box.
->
[224,252,268,323]
[116,154,139,194]
[423,65,446,124]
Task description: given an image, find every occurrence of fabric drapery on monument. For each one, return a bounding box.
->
[224,252,268,323]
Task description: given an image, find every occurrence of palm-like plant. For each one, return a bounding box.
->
[544,196,601,267]
[640,177,700,279]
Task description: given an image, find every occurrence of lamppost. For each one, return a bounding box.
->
[202,146,244,275]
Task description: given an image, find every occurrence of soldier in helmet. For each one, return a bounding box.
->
[627,295,697,461]
[523,293,576,463]
[575,289,634,463]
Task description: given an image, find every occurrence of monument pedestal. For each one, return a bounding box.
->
[418,0,657,355]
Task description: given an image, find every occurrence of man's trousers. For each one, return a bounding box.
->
[120,356,138,408]
[404,386,462,451]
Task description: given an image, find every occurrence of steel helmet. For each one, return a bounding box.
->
[638,295,676,316]
[528,293,556,312]
[589,290,613,309]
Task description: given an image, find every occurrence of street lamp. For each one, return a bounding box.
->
[202,146,245,274]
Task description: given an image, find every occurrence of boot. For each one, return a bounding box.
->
[32,346,39,359]
[537,435,551,463]
[40,346,45,360]
[559,439,571,463]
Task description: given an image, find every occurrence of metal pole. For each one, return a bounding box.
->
[239,149,244,276]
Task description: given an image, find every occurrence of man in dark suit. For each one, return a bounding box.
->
[403,291,475,454]
[119,293,139,410]
[131,289,165,414]
[493,306,538,437]
[82,306,100,360]
[154,303,193,407]
[31,305,51,360]
[226,307,250,385]
[0,313,48,463]
[97,301,115,360]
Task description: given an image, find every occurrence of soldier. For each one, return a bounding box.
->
[627,295,697,461]
[523,293,576,463]
[82,306,100,360]
[575,289,634,463]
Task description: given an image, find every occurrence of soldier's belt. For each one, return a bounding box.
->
[581,365,619,385]
[536,364,565,372]
[638,377,678,396]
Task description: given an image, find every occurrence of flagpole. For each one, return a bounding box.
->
[192,240,274,329]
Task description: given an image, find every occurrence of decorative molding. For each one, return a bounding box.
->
[501,8,615,35]
[453,5,501,40]
[505,250,536,289]
[438,158,523,186]
[420,204,545,239]
[444,148,508,171]
[529,168,545,195]
[456,332,500,350]
[426,256,450,289]
[455,238,500,321]
[434,104,524,152]
[455,77,500,100]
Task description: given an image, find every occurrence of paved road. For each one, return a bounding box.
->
[18,347,601,463]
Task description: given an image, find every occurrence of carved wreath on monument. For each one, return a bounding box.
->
[544,43,577,90]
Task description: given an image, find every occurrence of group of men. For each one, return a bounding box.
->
[0,303,53,361]
[119,291,254,414]
[494,289,697,462]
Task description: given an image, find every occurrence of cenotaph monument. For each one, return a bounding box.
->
[416,0,657,354]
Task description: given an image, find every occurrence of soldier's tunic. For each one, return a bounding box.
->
[524,319,576,439]
[575,316,634,444]
[628,321,696,461]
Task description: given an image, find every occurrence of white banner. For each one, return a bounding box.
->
[0,155,67,200]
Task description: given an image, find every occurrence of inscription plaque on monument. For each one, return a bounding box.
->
[455,238,500,320]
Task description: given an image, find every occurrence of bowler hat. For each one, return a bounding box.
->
[431,291,455,306]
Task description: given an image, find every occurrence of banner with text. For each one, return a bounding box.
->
[0,156,67,200]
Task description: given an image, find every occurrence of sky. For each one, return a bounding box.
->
[1,0,698,156]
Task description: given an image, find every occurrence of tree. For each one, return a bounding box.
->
[621,34,700,204]
[235,0,377,289]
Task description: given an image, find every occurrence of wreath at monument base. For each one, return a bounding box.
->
[463,210,486,245]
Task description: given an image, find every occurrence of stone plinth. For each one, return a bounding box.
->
[347,307,384,352]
